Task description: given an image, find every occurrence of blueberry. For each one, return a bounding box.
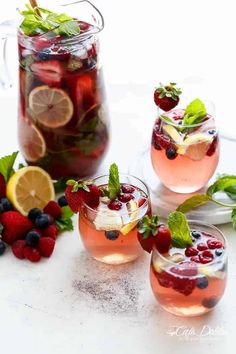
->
[28,208,42,222]
[197,276,209,289]
[0,198,12,211]
[0,240,6,256]
[35,214,51,229]
[58,195,68,207]
[25,230,41,247]
[178,120,183,125]
[191,230,201,239]
[105,230,119,241]
[38,49,51,61]
[215,249,223,257]
[0,204,4,213]
[202,297,219,309]
[208,129,216,135]
[165,147,177,160]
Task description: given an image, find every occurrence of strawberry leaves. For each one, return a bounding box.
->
[138,215,159,239]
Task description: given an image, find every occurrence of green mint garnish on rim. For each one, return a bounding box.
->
[167,211,193,248]
[20,4,80,36]
[183,98,207,126]
[108,163,121,200]
[177,174,236,230]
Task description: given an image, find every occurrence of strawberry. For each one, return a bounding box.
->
[38,237,55,257]
[137,215,159,253]
[0,211,33,245]
[0,173,6,198]
[43,201,62,219]
[11,240,27,260]
[65,179,100,213]
[41,224,58,240]
[154,82,181,111]
[31,60,64,87]
[155,225,171,253]
[24,246,41,262]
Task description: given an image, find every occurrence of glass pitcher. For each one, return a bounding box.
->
[0,0,109,179]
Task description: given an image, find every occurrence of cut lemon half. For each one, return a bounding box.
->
[163,124,183,144]
[29,85,74,128]
[120,200,139,236]
[19,120,46,162]
[177,133,212,161]
[6,166,55,216]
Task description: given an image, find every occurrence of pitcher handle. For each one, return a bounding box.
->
[0,19,18,89]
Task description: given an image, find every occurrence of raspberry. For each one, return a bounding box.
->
[108,200,122,211]
[199,250,214,264]
[121,184,135,194]
[12,240,27,259]
[24,246,41,262]
[41,224,58,240]
[185,247,199,257]
[118,193,134,203]
[38,237,55,257]
[207,239,223,249]
[43,201,62,219]
[197,243,208,251]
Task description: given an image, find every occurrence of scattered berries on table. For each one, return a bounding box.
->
[43,201,62,219]
[24,246,41,262]
[0,240,6,255]
[35,214,51,229]
[41,224,58,240]
[25,230,41,247]
[0,198,12,212]
[57,195,68,207]
[0,211,33,244]
[12,240,27,260]
[28,208,42,222]
[0,173,6,199]
[38,237,55,257]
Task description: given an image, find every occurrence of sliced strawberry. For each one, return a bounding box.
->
[154,83,182,111]
[65,180,100,213]
[31,60,64,87]
[155,225,171,253]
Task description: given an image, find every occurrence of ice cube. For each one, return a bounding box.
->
[94,207,123,231]
[168,253,185,263]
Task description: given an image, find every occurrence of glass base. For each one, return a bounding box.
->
[160,304,213,317]
[165,185,202,194]
[93,253,139,265]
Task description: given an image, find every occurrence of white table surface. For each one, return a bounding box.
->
[0,92,236,354]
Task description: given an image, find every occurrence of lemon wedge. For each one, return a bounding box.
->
[177,133,212,160]
[6,166,55,216]
[163,124,183,144]
[120,200,139,235]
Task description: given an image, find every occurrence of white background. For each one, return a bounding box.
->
[0,2,236,354]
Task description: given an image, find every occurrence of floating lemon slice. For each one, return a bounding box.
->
[6,166,55,216]
[120,200,139,235]
[177,133,212,160]
[163,124,183,144]
[29,85,74,128]
[198,267,226,279]
[153,259,162,273]
[19,119,46,162]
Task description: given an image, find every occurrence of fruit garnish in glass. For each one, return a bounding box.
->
[137,211,227,316]
[151,83,219,193]
[8,1,109,179]
[65,163,151,264]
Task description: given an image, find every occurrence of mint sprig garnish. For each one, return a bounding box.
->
[20,4,80,36]
[0,151,18,182]
[108,163,121,200]
[167,211,193,248]
[177,174,236,230]
[183,98,207,126]
[66,179,93,193]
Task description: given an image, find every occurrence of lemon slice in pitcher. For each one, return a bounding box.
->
[29,85,74,128]
[7,166,55,216]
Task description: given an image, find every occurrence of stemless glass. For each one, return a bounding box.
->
[78,174,151,265]
[151,103,220,193]
[150,221,227,317]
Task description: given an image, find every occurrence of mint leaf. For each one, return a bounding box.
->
[183,99,207,126]
[168,211,192,248]
[0,151,18,182]
[108,163,121,200]
[55,205,74,232]
[207,175,236,197]
[226,186,236,202]
[20,5,80,36]
[232,209,236,230]
[160,115,174,124]
[176,195,211,213]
